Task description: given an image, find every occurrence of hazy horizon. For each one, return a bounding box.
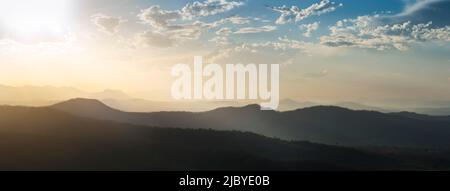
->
[0,83,450,116]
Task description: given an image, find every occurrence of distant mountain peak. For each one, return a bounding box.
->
[92,89,130,100]
[295,105,353,113]
[211,104,262,112]
[51,98,117,112]
[54,98,105,105]
[242,104,262,110]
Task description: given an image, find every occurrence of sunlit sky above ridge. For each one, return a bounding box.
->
[0,0,449,104]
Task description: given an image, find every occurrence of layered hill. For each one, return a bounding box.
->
[0,105,415,170]
[52,98,450,148]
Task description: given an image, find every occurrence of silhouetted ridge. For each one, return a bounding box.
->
[52,98,121,112]
[294,105,354,113]
[391,111,450,121]
[51,98,123,119]
[53,98,111,108]
[50,98,450,148]
[211,104,262,112]
[1,104,429,170]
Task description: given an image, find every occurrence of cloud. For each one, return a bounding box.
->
[389,0,450,26]
[208,37,312,59]
[215,27,233,36]
[137,21,213,47]
[218,15,251,25]
[234,25,277,34]
[136,31,176,48]
[138,7,210,47]
[182,0,244,19]
[209,27,233,45]
[299,22,320,37]
[206,35,344,64]
[209,36,230,45]
[318,0,450,51]
[137,1,244,48]
[271,0,342,24]
[138,1,245,27]
[320,14,450,51]
[91,13,125,34]
[138,6,182,29]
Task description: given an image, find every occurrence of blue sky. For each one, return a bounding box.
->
[90,0,407,42]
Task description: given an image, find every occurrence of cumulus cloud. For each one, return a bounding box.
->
[271,0,342,24]
[137,1,244,47]
[320,14,450,51]
[138,6,182,29]
[318,0,450,51]
[208,37,316,59]
[218,15,251,25]
[91,13,125,34]
[137,21,213,47]
[209,27,232,45]
[300,22,320,37]
[242,37,307,50]
[209,36,230,45]
[216,27,233,36]
[234,25,277,34]
[137,7,210,47]
[205,37,324,64]
[138,0,245,27]
[182,0,244,19]
[206,35,344,64]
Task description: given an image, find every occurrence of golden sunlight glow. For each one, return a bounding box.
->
[0,0,72,42]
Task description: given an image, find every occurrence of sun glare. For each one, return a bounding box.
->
[0,0,73,42]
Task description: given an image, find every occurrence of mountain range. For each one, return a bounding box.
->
[52,98,450,149]
[2,84,450,115]
[2,101,450,170]
[0,103,411,170]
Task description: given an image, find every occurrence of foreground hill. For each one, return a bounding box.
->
[0,105,422,170]
[52,98,450,148]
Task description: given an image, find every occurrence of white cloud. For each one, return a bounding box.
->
[209,36,230,45]
[300,22,320,37]
[206,35,344,64]
[215,27,232,36]
[208,37,312,59]
[234,25,277,34]
[218,15,251,25]
[137,21,213,47]
[210,27,233,45]
[138,7,209,47]
[182,0,244,19]
[271,0,342,24]
[318,0,450,51]
[138,6,182,29]
[320,15,450,51]
[91,13,125,34]
[137,1,244,48]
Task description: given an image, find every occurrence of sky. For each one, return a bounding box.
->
[0,0,449,105]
